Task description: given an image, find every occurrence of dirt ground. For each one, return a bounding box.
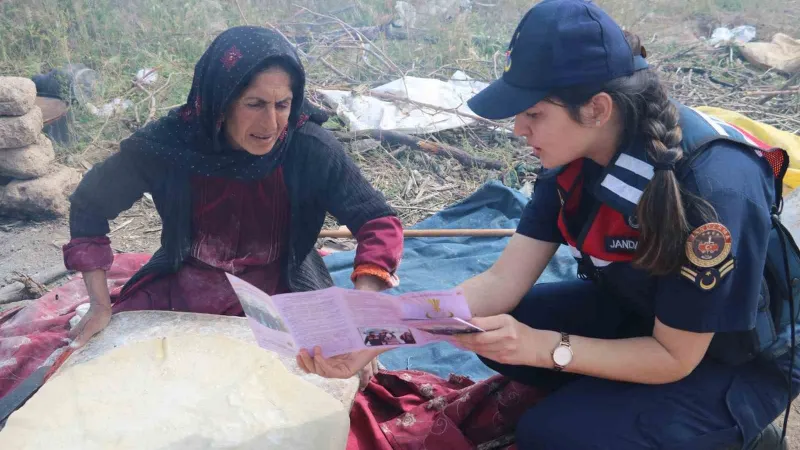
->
[0,218,69,285]
[0,198,161,288]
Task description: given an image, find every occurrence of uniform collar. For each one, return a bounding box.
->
[590,135,654,218]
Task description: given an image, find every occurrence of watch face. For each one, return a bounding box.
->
[553,346,573,366]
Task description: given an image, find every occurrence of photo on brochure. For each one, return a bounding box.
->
[226,273,297,357]
[359,327,418,347]
[399,290,472,320]
[238,289,289,333]
[410,317,485,336]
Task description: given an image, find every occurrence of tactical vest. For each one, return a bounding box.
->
[554,104,798,364]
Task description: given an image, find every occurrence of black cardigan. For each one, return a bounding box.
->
[68,122,397,294]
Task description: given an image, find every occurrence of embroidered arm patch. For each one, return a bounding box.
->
[680,223,735,291]
[680,259,735,291]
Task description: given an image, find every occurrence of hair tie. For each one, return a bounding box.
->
[652,161,675,171]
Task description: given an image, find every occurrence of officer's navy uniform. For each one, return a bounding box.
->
[478,103,800,449]
[465,1,800,448]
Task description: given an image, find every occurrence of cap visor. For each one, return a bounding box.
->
[467,78,547,120]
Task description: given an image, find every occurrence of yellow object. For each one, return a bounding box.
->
[697,106,800,191]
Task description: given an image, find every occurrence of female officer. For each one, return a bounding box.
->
[298,0,799,448]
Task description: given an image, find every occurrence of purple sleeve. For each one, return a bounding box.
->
[353,215,404,273]
[62,237,114,272]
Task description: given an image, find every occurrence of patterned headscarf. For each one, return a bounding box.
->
[119,26,311,180]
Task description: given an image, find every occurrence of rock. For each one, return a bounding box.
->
[0,134,55,179]
[0,106,43,149]
[0,77,37,116]
[0,166,81,219]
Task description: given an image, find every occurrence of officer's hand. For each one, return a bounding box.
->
[453,314,542,367]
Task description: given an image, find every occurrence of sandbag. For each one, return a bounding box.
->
[0,106,42,149]
[0,134,55,179]
[740,33,800,74]
[0,77,37,116]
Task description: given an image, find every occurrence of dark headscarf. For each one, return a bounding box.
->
[111,26,329,277]
[120,25,312,181]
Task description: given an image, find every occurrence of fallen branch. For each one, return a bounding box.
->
[319,227,515,238]
[334,129,504,170]
[652,44,701,70]
[234,0,248,25]
[81,113,113,155]
[745,89,800,96]
[758,72,800,105]
[294,4,405,81]
[108,218,134,236]
[0,266,72,304]
[10,272,47,298]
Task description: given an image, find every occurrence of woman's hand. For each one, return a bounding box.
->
[69,270,114,348]
[298,274,387,389]
[453,314,555,367]
[296,346,385,390]
[68,303,112,348]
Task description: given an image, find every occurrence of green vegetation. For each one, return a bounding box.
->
[0,0,795,169]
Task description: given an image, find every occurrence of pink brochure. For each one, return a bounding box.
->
[225,273,484,358]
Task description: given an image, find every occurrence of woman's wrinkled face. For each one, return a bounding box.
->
[224,67,293,156]
[513,100,597,169]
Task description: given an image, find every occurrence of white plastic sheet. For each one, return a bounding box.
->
[708,26,756,47]
[316,71,489,134]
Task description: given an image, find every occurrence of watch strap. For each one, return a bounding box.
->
[552,332,571,372]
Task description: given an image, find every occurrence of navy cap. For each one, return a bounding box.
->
[468,0,648,120]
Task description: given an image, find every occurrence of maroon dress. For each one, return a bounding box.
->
[62,167,403,315]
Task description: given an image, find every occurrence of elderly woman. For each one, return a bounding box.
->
[63,26,404,363]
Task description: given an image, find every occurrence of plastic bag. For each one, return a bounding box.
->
[709,25,756,47]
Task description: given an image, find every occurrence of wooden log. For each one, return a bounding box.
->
[319,228,515,239]
[334,129,504,170]
[0,265,72,305]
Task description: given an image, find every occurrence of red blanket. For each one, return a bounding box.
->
[348,371,546,449]
[0,253,545,448]
[0,254,149,397]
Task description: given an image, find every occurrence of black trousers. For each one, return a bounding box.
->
[479,280,799,450]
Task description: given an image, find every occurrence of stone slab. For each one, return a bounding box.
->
[57,310,360,410]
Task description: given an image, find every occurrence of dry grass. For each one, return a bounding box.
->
[1,0,798,232]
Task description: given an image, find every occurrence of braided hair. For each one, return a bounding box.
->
[546,31,716,275]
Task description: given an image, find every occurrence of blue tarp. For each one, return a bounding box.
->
[324,180,578,381]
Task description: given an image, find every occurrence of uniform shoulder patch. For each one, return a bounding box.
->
[680,260,735,291]
[681,223,735,291]
[685,223,732,268]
